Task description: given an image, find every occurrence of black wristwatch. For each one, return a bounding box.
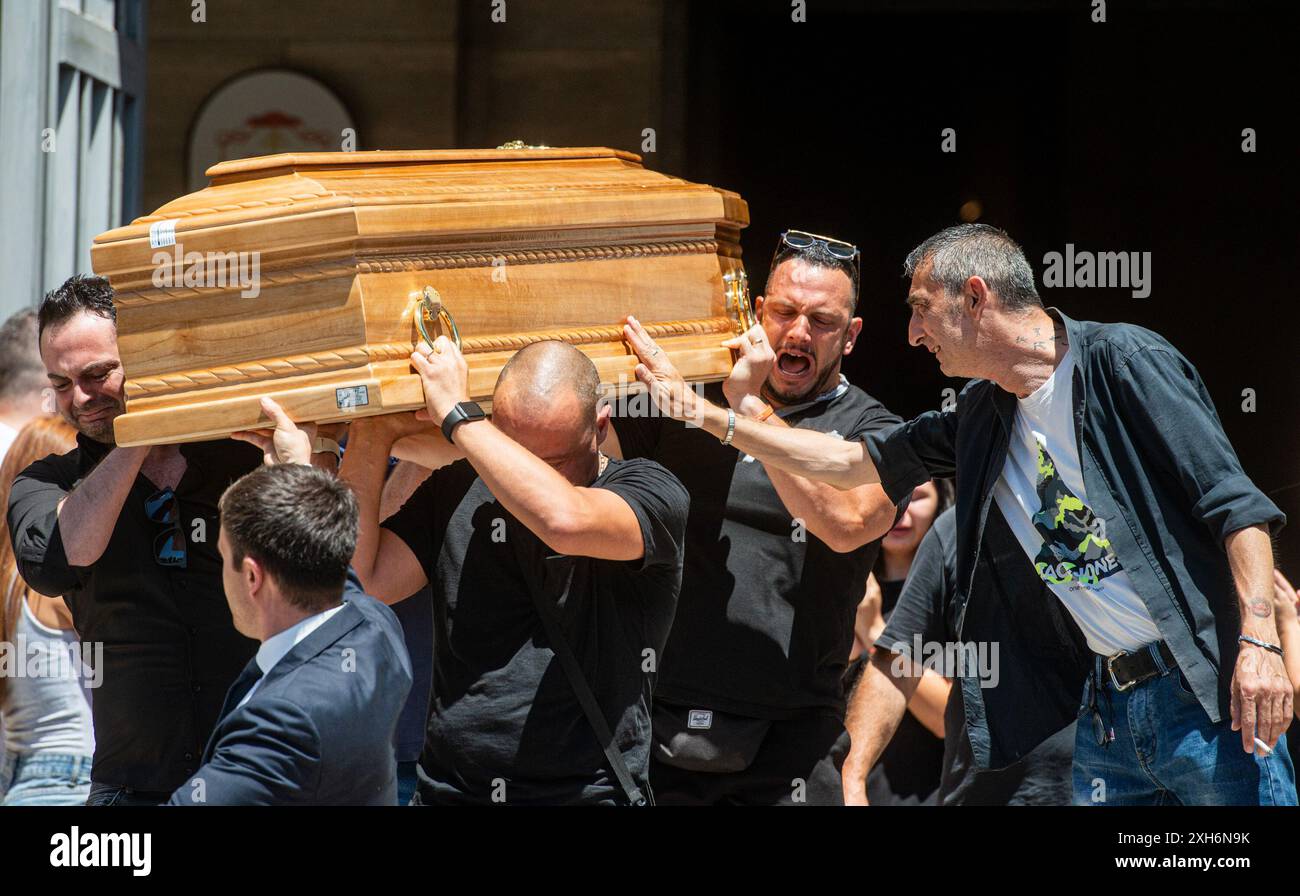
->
[440,401,486,444]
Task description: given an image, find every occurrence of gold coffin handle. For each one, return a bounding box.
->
[416,286,462,352]
[724,269,756,333]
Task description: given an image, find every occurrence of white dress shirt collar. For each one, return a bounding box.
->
[239,601,347,707]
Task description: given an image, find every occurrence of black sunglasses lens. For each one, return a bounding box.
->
[782,232,815,249]
[825,242,858,260]
[145,488,176,524]
[147,488,185,568]
[154,528,187,569]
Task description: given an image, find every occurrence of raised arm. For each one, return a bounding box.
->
[337,414,447,604]
[409,338,646,562]
[623,315,880,491]
[719,327,899,551]
[5,445,172,603]
[241,398,458,605]
[53,445,149,568]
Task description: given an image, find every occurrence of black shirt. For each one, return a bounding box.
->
[862,578,944,806]
[877,508,1074,805]
[382,455,688,805]
[864,310,1285,769]
[6,434,261,791]
[390,584,434,762]
[614,381,902,719]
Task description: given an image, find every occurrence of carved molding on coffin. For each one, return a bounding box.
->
[356,239,721,273]
[126,345,386,399]
[457,317,734,353]
[125,317,736,399]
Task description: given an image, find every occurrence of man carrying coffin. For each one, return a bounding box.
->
[6,275,266,805]
[340,336,689,805]
[607,232,904,805]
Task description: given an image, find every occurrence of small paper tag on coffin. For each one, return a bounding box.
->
[148,220,176,248]
[335,385,370,410]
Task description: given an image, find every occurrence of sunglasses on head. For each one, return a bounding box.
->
[145,487,187,569]
[777,230,860,262]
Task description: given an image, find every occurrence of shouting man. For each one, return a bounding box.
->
[627,224,1296,806]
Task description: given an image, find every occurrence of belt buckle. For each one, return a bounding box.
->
[1107,650,1135,692]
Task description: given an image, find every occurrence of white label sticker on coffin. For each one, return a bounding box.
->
[335,385,370,410]
[149,220,177,249]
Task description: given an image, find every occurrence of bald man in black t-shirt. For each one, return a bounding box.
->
[339,339,688,805]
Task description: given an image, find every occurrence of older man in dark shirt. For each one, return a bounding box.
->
[6,275,265,805]
[625,225,1295,806]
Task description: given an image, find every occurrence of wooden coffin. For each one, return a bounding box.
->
[90,147,751,447]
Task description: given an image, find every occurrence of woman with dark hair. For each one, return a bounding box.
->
[844,478,954,805]
[0,417,94,805]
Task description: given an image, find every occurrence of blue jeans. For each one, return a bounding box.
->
[396,760,419,806]
[1072,647,1297,806]
[1,752,92,806]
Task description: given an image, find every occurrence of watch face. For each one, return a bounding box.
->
[443,402,486,444]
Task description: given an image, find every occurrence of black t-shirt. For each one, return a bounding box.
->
[6,435,261,792]
[861,578,944,806]
[382,455,688,805]
[614,381,901,718]
[876,508,1075,805]
[390,583,434,762]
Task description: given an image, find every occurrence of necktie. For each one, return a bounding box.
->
[224,659,264,715]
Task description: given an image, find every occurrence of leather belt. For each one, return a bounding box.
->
[1101,641,1178,692]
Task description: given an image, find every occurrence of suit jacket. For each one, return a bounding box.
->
[168,573,412,805]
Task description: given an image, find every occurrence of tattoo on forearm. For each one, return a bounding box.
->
[1249,598,1273,618]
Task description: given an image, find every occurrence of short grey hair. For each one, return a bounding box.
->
[903,224,1041,311]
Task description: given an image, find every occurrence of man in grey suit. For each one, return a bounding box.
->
[169,460,412,805]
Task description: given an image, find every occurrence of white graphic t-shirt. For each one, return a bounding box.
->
[992,347,1162,655]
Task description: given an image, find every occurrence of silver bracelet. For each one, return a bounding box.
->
[720,408,736,446]
[1238,634,1284,656]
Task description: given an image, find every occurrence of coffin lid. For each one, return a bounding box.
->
[204,146,644,181]
[91,147,748,290]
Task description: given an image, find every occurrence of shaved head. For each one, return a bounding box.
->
[491,341,608,483]
[494,340,600,427]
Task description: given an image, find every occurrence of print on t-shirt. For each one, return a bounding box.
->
[1029,438,1121,590]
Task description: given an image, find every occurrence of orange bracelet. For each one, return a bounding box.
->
[755,405,776,422]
